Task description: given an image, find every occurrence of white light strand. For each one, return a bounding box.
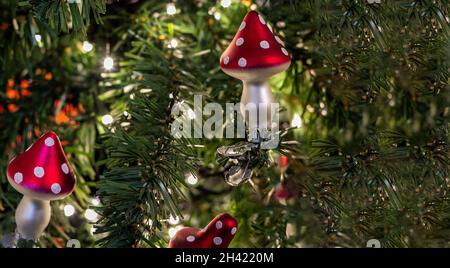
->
[102,114,114,125]
[64,204,75,217]
[220,0,231,8]
[166,3,177,15]
[82,41,93,53]
[103,56,114,70]
[291,113,302,128]
[186,174,198,185]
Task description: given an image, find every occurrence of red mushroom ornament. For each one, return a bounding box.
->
[169,213,238,248]
[220,11,291,142]
[6,132,76,241]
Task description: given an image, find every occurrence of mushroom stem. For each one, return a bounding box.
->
[240,80,275,143]
[15,196,51,241]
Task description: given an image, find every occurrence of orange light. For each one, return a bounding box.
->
[7,104,19,112]
[44,72,53,81]
[6,88,20,99]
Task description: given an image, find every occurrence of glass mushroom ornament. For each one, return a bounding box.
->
[217,11,291,186]
[220,10,291,142]
[6,132,76,241]
[169,213,238,248]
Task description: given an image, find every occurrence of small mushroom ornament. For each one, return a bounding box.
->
[169,213,238,248]
[6,132,76,240]
[220,10,291,142]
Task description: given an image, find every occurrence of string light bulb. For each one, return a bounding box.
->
[85,209,99,222]
[187,108,195,119]
[169,39,178,49]
[186,174,198,185]
[291,113,302,128]
[102,114,114,125]
[91,197,101,206]
[220,0,232,8]
[168,225,183,238]
[214,12,221,20]
[169,215,180,225]
[82,41,93,53]
[103,56,114,71]
[166,3,176,15]
[63,204,75,217]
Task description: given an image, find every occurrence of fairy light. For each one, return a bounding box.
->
[84,209,99,222]
[220,0,231,8]
[214,12,221,20]
[186,174,198,185]
[102,114,114,125]
[82,41,93,53]
[291,113,302,128]
[187,108,195,119]
[34,34,43,47]
[168,227,178,238]
[166,3,176,15]
[169,215,180,225]
[91,197,100,206]
[103,56,114,70]
[168,39,178,49]
[168,225,183,238]
[63,204,75,217]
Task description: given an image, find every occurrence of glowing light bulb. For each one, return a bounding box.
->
[214,12,221,20]
[64,204,75,217]
[220,0,231,8]
[291,113,302,128]
[186,174,198,185]
[168,227,177,238]
[187,108,195,119]
[169,39,178,48]
[82,41,93,53]
[91,197,100,206]
[169,215,180,225]
[102,114,114,125]
[84,209,98,222]
[166,3,176,15]
[103,56,114,70]
[168,225,183,238]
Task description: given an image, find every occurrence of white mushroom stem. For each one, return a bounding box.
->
[240,80,275,143]
[15,196,51,241]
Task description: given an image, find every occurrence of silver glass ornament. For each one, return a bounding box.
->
[15,196,51,241]
[240,81,275,143]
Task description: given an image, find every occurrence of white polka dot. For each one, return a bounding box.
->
[186,235,195,242]
[213,237,222,245]
[44,137,55,147]
[236,37,244,46]
[231,227,237,235]
[51,183,61,194]
[260,40,270,49]
[215,221,223,229]
[258,15,266,25]
[275,36,284,45]
[34,167,45,178]
[223,56,229,65]
[281,47,289,56]
[14,172,23,184]
[239,21,246,31]
[238,57,247,67]
[61,163,69,174]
